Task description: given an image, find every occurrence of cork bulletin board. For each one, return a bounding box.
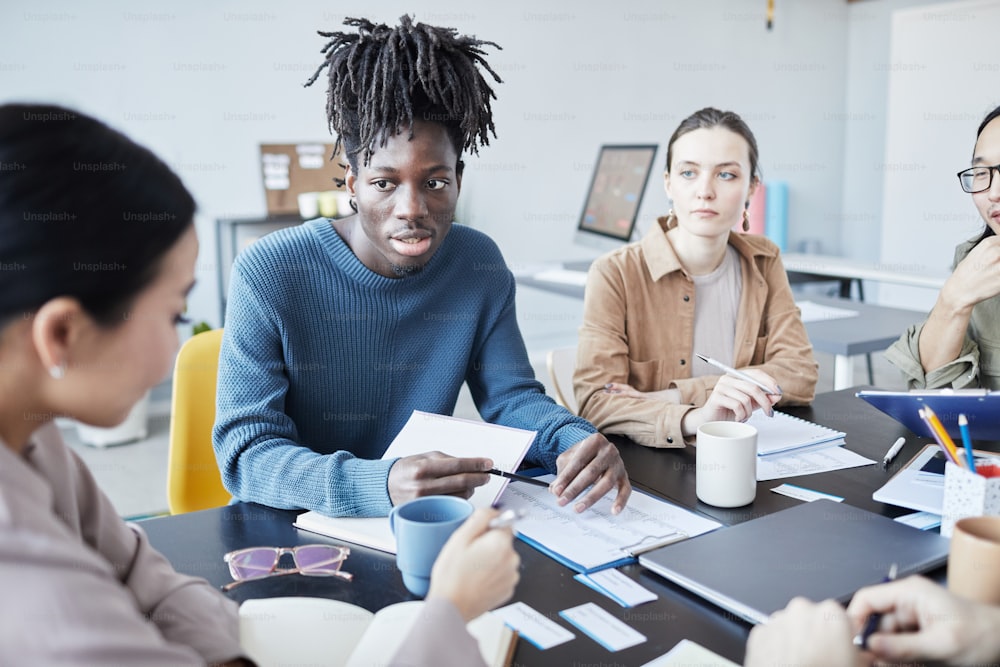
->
[259,143,347,215]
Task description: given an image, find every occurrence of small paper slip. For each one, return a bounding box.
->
[894,510,943,530]
[493,602,574,650]
[294,411,536,552]
[748,410,846,457]
[795,299,860,323]
[757,446,875,481]
[500,476,721,572]
[574,569,658,608]
[771,483,844,503]
[559,602,646,652]
[641,638,738,667]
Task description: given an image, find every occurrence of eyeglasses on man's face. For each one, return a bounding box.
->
[222,544,352,591]
[957,164,1000,193]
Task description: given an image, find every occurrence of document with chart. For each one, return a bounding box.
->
[499,476,721,573]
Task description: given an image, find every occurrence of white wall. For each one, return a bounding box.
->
[840,0,946,264]
[878,0,1000,310]
[1,0,854,327]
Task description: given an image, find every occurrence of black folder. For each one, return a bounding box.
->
[639,499,949,624]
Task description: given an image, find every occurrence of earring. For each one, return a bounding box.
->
[48,363,65,380]
[667,208,677,227]
[742,209,751,232]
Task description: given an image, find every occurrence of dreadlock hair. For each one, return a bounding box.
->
[304,15,502,179]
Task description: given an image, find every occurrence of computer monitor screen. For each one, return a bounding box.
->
[574,144,658,253]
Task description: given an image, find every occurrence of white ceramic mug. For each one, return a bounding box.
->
[696,421,758,507]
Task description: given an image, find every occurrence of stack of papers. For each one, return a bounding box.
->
[747,410,874,480]
[499,477,721,573]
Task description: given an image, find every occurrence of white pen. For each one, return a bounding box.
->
[881,436,906,469]
[695,353,781,396]
[488,508,525,530]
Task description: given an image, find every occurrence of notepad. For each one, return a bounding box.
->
[746,410,846,457]
[639,499,949,625]
[293,411,535,552]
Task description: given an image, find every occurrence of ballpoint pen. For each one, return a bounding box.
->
[695,354,781,396]
[881,437,906,469]
[958,414,977,471]
[489,468,550,489]
[853,563,898,649]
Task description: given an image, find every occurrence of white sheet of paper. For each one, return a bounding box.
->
[294,411,535,552]
[757,446,875,481]
[575,569,658,607]
[493,601,575,650]
[559,602,646,652]
[641,638,739,666]
[795,300,860,323]
[500,476,721,571]
[382,410,536,508]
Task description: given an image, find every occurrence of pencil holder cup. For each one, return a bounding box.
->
[941,461,1000,538]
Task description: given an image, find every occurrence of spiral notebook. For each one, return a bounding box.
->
[745,410,846,457]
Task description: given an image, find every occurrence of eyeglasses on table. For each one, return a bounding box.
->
[222,544,353,591]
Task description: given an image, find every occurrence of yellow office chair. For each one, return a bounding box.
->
[167,328,231,514]
[546,346,579,416]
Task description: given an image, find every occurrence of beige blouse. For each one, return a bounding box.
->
[0,422,244,665]
[575,217,818,447]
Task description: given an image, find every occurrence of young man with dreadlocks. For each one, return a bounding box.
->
[214,16,631,518]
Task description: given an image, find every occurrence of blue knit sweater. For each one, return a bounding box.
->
[213,219,595,517]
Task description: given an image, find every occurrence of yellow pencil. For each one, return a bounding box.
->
[918,409,957,465]
[922,405,966,468]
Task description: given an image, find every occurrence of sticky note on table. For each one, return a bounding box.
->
[493,601,574,650]
[559,602,646,652]
[574,569,658,607]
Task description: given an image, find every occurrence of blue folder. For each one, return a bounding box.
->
[857,389,1000,440]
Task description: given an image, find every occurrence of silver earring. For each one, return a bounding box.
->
[48,364,65,380]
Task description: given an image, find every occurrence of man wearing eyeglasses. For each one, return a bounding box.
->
[886,104,1000,390]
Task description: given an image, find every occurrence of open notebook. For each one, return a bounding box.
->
[746,410,845,456]
[239,597,516,667]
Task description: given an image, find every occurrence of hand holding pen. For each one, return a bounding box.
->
[853,563,897,649]
[428,508,521,622]
[687,354,781,425]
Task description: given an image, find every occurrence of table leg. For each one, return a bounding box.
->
[833,354,855,391]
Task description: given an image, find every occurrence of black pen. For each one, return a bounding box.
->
[489,468,550,489]
[853,563,898,649]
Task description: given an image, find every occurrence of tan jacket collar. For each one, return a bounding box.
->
[641,215,779,282]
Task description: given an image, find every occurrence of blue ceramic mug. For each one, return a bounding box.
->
[389,496,474,597]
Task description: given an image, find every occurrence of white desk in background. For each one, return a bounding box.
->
[515,265,927,391]
[780,253,948,298]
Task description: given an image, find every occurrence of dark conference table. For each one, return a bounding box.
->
[140,387,944,665]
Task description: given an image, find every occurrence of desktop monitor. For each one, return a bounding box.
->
[573,144,658,254]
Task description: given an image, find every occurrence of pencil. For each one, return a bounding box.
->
[923,405,965,468]
[918,408,959,466]
[958,414,977,471]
